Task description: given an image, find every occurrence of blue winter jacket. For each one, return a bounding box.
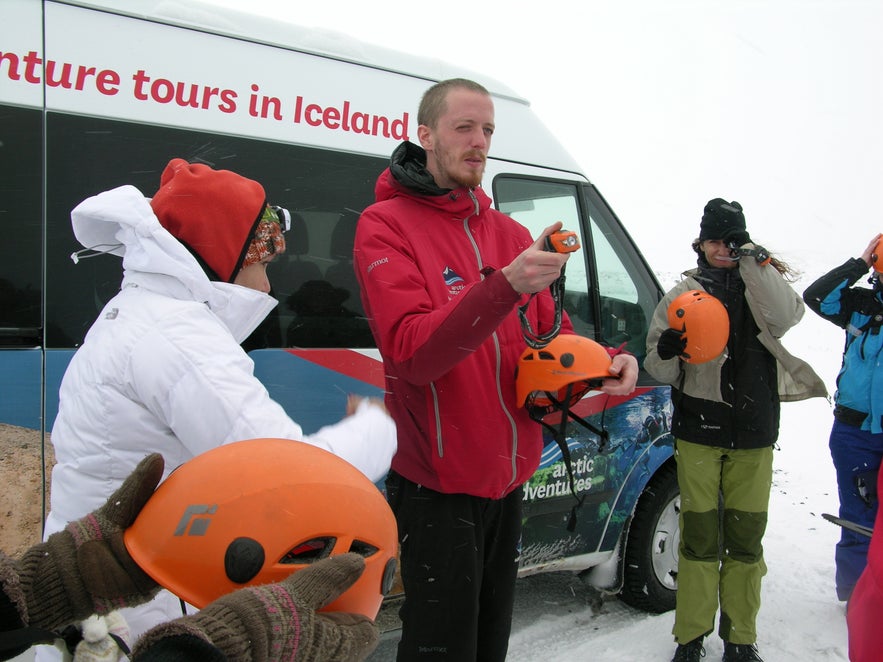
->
[804,257,883,433]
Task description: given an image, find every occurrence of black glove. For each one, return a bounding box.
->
[656,328,687,360]
[722,228,751,247]
[132,553,379,662]
[0,454,163,633]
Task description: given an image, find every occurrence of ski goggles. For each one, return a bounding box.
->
[242,204,290,268]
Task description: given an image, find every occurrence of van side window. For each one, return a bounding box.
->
[0,104,42,348]
[43,112,385,351]
[493,177,595,339]
[492,176,660,365]
[276,208,372,349]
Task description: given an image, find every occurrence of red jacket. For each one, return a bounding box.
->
[847,468,883,661]
[354,143,569,498]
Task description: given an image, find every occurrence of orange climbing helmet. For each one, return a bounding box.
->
[123,438,398,620]
[666,289,730,364]
[515,334,613,413]
[872,236,883,273]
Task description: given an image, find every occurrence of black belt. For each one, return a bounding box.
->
[834,404,869,428]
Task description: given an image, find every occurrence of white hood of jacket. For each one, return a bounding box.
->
[71,184,276,342]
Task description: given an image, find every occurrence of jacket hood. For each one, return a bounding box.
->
[71,185,276,342]
[375,141,494,219]
[388,141,451,197]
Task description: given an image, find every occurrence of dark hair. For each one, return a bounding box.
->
[418,78,490,128]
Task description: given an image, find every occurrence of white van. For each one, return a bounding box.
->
[0,0,678,614]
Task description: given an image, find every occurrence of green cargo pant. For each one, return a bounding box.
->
[672,439,773,645]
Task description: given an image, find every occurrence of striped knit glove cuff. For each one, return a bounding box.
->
[133,553,379,662]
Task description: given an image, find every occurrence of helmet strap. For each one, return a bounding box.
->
[528,385,610,532]
[518,269,567,349]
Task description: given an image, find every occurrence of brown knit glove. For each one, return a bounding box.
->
[132,553,379,662]
[3,453,163,632]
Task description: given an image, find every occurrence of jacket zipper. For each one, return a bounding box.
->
[461,191,520,495]
[431,382,443,457]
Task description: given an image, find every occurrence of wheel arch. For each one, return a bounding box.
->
[581,435,676,596]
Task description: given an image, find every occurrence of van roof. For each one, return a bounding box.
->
[57,0,528,103]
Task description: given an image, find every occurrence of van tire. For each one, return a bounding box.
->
[619,462,679,613]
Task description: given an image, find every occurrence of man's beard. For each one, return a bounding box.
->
[438,147,485,189]
[453,170,483,188]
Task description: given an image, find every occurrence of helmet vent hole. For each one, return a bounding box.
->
[224,537,265,584]
[280,537,335,564]
[537,350,555,360]
[349,540,380,558]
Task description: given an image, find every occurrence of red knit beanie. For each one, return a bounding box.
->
[150,158,266,282]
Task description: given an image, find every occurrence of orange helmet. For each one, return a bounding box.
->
[123,438,398,620]
[666,289,729,364]
[872,236,883,273]
[515,334,612,412]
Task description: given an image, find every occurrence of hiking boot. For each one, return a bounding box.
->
[671,637,705,662]
[722,642,763,662]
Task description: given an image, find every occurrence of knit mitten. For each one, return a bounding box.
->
[133,553,379,662]
[72,611,132,662]
[3,453,163,632]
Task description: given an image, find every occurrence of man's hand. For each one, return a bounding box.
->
[502,222,571,294]
[600,353,638,396]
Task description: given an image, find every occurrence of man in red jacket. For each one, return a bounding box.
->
[354,78,638,661]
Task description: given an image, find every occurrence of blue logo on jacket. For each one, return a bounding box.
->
[443,267,464,286]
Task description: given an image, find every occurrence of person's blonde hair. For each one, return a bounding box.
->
[418,78,490,129]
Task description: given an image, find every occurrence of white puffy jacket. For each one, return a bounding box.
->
[38,185,396,656]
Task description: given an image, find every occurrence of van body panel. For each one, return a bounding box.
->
[251,349,385,435]
[0,350,42,430]
[15,1,583,171]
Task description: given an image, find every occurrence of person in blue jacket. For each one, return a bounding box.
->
[803,233,883,602]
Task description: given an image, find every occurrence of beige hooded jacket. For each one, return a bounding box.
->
[645,246,827,404]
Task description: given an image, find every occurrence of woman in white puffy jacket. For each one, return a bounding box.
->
[36,158,396,661]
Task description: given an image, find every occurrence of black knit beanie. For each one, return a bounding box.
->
[699,198,748,244]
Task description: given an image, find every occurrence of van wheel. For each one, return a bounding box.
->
[619,462,679,613]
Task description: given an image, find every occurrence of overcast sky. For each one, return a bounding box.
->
[209,0,883,279]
